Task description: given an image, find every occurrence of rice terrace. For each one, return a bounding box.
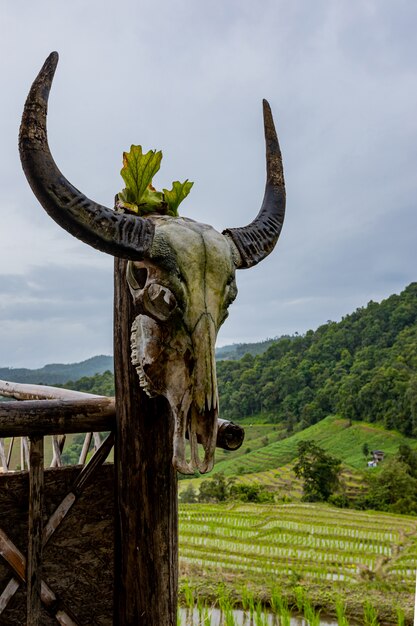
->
[178,502,417,624]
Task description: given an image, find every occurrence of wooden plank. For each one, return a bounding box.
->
[114,258,178,626]
[50,436,63,468]
[22,437,30,470]
[0,529,26,581]
[72,432,114,495]
[0,380,98,401]
[0,439,7,472]
[92,432,101,451]
[6,437,14,468]
[20,437,25,471]
[42,493,76,546]
[27,436,44,625]
[0,398,114,437]
[78,432,92,465]
[0,578,20,613]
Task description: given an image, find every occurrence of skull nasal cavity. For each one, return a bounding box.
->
[133,267,148,289]
[147,284,177,318]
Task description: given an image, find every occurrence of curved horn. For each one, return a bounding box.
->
[19,52,154,260]
[223,100,285,269]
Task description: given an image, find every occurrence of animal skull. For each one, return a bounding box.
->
[19,52,286,474]
[126,216,239,473]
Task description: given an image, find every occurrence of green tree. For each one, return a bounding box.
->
[294,440,342,502]
[198,473,233,502]
[362,459,417,514]
[179,483,198,503]
[229,482,274,503]
[397,444,417,478]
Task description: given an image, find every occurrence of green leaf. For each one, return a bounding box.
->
[120,145,162,205]
[117,145,194,217]
[163,180,194,216]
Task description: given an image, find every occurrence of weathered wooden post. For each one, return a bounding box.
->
[113,257,178,624]
[19,51,285,625]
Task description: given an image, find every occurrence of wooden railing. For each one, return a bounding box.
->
[0,380,243,474]
[0,404,114,625]
[0,380,244,625]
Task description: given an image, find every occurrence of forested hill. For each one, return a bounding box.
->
[0,355,113,385]
[216,338,282,360]
[217,283,417,437]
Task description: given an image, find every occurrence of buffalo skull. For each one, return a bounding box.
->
[19,52,286,474]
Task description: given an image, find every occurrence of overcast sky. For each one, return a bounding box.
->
[0,0,416,368]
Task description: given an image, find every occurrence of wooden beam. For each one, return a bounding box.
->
[0,380,98,401]
[6,437,14,468]
[50,435,63,467]
[27,436,44,625]
[0,398,114,437]
[0,439,7,472]
[114,257,178,625]
[78,432,92,465]
[0,395,244,450]
[0,579,20,614]
[22,437,30,469]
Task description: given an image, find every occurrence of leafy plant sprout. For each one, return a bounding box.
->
[116,145,193,216]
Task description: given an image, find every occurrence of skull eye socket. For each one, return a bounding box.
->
[144,283,178,321]
[127,263,148,290]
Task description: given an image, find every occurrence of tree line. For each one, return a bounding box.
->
[217,283,417,436]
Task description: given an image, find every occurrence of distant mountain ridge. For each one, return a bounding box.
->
[0,338,274,386]
[0,355,113,385]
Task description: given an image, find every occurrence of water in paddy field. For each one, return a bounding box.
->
[179,608,340,625]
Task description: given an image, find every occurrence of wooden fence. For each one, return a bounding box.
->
[0,382,244,625]
[0,396,114,625]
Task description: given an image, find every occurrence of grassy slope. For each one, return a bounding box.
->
[179,416,417,497]
[212,415,417,476]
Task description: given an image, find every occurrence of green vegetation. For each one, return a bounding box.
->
[179,416,417,519]
[293,440,342,502]
[178,502,417,624]
[58,369,115,396]
[116,144,193,216]
[217,283,417,436]
[60,433,91,465]
[179,473,274,504]
[205,416,417,478]
[358,445,417,515]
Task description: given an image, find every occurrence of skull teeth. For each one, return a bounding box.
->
[130,317,157,398]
